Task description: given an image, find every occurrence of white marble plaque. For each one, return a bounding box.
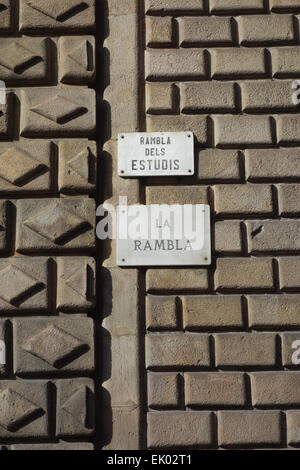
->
[118,132,194,176]
[117,204,211,266]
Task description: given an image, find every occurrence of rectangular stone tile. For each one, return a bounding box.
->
[210,0,265,13]
[215,258,274,291]
[279,257,300,289]
[0,257,49,313]
[20,87,96,137]
[215,184,273,216]
[11,442,94,450]
[183,295,243,330]
[278,184,300,215]
[56,378,94,437]
[148,372,180,409]
[102,407,140,451]
[246,220,300,253]
[271,47,300,77]
[287,411,300,446]
[147,269,209,292]
[281,332,300,367]
[248,294,300,328]
[245,148,300,181]
[215,220,243,253]
[146,186,208,205]
[146,295,178,330]
[57,257,95,311]
[146,82,176,114]
[180,82,236,113]
[0,92,12,139]
[0,380,49,438]
[145,49,207,80]
[241,80,297,112]
[178,17,233,46]
[0,38,50,84]
[215,332,277,368]
[238,14,295,45]
[0,0,12,32]
[20,0,95,32]
[14,317,94,376]
[146,115,209,145]
[211,48,267,79]
[16,198,95,253]
[148,411,213,449]
[0,141,52,195]
[59,36,95,84]
[214,115,273,147]
[218,410,282,448]
[146,17,174,47]
[277,115,300,144]
[145,0,205,13]
[251,371,300,406]
[58,140,97,194]
[146,333,211,368]
[0,320,6,376]
[198,149,241,182]
[271,0,300,11]
[185,372,246,407]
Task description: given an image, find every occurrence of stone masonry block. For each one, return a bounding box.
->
[147,269,209,292]
[238,14,295,45]
[11,442,94,450]
[210,0,265,13]
[241,80,297,112]
[146,295,178,330]
[146,83,176,114]
[0,257,49,313]
[146,115,209,145]
[185,372,246,407]
[0,320,6,376]
[215,258,274,291]
[146,333,211,368]
[272,47,300,77]
[14,317,94,376]
[178,17,233,46]
[59,36,95,84]
[146,186,208,205]
[271,0,300,11]
[20,87,96,137]
[215,220,243,253]
[0,92,12,138]
[148,372,180,408]
[0,0,12,32]
[148,411,213,449]
[145,0,205,13]
[146,17,174,47]
[57,257,95,311]
[0,200,7,253]
[183,295,243,330]
[281,332,300,367]
[215,333,277,368]
[214,115,273,147]
[0,37,50,84]
[181,82,236,113]
[277,115,300,144]
[0,380,48,438]
[218,410,282,448]
[145,49,206,81]
[0,141,52,195]
[278,257,300,288]
[278,184,300,215]
[246,148,300,181]
[251,372,300,406]
[16,198,95,253]
[58,140,97,194]
[215,184,273,215]
[246,220,300,253]
[56,378,94,437]
[286,411,300,446]
[248,294,300,328]
[211,48,267,79]
[198,149,241,182]
[20,0,95,32]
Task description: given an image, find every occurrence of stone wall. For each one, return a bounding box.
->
[144,0,300,449]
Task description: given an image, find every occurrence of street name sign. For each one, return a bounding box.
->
[117,204,211,266]
[118,132,194,177]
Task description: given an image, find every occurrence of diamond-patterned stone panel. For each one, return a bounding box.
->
[0,1,12,33]
[16,198,95,252]
[59,36,95,84]
[0,381,48,438]
[56,378,94,437]
[0,257,49,313]
[0,141,52,194]
[58,140,96,194]
[20,87,96,137]
[57,257,95,311]
[20,0,96,32]
[0,38,50,84]
[14,317,94,375]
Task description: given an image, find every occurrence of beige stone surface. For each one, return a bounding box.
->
[278,184,300,215]
[146,83,176,114]
[281,332,300,367]
[251,372,300,406]
[148,372,180,408]
[148,411,213,448]
[146,295,178,330]
[272,46,300,77]
[248,294,300,328]
[0,0,12,32]
[214,115,273,147]
[146,16,173,46]
[246,220,300,253]
[178,16,233,46]
[145,49,207,80]
[246,148,300,180]
[181,82,236,113]
[215,184,273,215]
[145,0,205,13]
[270,0,300,10]
[146,185,208,205]
[215,258,274,290]
[146,114,209,145]
[183,295,243,330]
[198,149,241,182]
[211,48,267,78]
[210,0,264,12]
[147,269,209,292]
[277,114,300,144]
[241,80,297,112]
[279,257,300,288]
[215,220,243,253]
[59,36,95,84]
[238,14,295,45]
[286,411,300,446]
